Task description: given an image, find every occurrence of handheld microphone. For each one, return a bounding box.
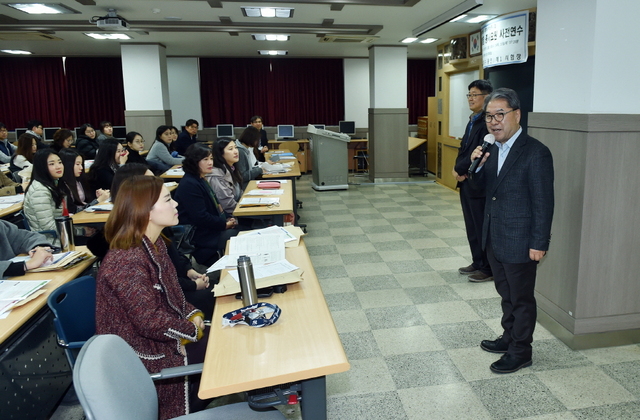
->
[468,134,495,175]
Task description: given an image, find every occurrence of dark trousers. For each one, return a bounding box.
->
[460,183,491,275]
[487,239,538,359]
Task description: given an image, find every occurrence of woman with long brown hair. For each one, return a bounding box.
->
[96,175,208,419]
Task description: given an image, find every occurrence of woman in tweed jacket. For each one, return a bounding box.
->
[96,176,207,420]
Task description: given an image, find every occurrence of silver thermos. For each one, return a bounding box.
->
[55,216,75,252]
[237,255,258,306]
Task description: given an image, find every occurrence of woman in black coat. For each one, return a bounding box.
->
[173,143,239,267]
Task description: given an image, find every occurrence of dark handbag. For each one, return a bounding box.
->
[172,224,196,256]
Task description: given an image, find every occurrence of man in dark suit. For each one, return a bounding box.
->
[469,88,554,374]
[453,79,493,282]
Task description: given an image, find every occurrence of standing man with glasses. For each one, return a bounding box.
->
[469,88,554,374]
[454,79,494,282]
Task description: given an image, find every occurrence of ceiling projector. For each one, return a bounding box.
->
[93,9,130,31]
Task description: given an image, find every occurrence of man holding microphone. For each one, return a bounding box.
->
[469,88,554,374]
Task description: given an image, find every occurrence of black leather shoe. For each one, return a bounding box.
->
[459,264,479,275]
[490,354,532,374]
[480,337,509,353]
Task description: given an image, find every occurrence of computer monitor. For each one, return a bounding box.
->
[277,125,295,139]
[216,124,234,138]
[15,128,28,138]
[338,121,356,136]
[112,126,127,140]
[312,124,326,130]
[43,127,61,141]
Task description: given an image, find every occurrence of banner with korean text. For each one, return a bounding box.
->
[481,11,529,69]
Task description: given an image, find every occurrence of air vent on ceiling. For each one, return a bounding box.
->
[319,35,378,43]
[0,32,62,41]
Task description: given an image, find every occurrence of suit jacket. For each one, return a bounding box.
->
[469,133,554,264]
[454,114,488,197]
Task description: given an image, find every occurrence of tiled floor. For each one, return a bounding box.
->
[52,173,640,419]
[295,174,640,420]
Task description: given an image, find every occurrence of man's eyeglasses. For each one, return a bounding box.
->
[484,109,516,123]
[466,93,486,99]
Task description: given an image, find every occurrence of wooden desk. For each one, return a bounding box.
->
[233,180,294,226]
[0,246,95,418]
[268,139,311,173]
[72,184,177,225]
[0,200,23,219]
[199,239,349,419]
[0,246,96,342]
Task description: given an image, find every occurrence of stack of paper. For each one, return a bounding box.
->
[0,194,24,210]
[0,279,50,317]
[11,251,92,272]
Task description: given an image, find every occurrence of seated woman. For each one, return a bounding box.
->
[0,220,53,279]
[86,163,216,319]
[96,121,115,145]
[9,133,37,174]
[174,143,238,267]
[59,148,109,213]
[96,175,208,419]
[146,125,184,174]
[75,123,99,160]
[23,149,67,235]
[87,138,128,191]
[51,129,74,153]
[236,126,263,190]
[124,131,148,165]
[207,138,243,215]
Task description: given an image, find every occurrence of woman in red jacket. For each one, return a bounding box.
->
[96,175,207,419]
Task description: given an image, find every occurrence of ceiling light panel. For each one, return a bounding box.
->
[6,3,79,14]
[420,38,439,44]
[84,33,131,40]
[1,49,32,54]
[252,34,289,41]
[242,7,294,18]
[258,50,287,55]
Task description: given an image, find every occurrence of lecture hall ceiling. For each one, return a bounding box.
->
[0,0,536,59]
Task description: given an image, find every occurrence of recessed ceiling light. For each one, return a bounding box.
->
[449,14,467,23]
[1,49,32,54]
[420,38,439,44]
[465,14,495,23]
[6,3,79,14]
[252,34,289,41]
[85,33,132,40]
[242,7,294,18]
[401,37,418,43]
[258,50,287,55]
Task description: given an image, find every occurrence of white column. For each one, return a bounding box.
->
[167,57,203,128]
[120,44,172,145]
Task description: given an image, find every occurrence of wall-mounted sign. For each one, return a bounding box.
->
[482,11,529,68]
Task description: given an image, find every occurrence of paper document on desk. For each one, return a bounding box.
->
[246,189,284,196]
[166,168,185,176]
[0,195,24,206]
[241,225,297,243]
[85,203,113,212]
[229,233,285,264]
[239,197,279,207]
[214,266,303,297]
[0,279,50,316]
[262,162,287,173]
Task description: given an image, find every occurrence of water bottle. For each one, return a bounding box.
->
[55,216,75,252]
[237,255,258,306]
